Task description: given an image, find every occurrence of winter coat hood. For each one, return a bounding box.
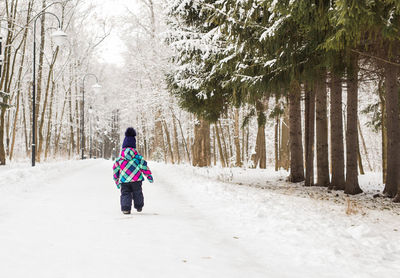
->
[120,147,138,161]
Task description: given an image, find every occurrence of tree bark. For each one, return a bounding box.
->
[44,80,56,160]
[305,86,315,187]
[153,109,164,160]
[275,115,279,171]
[215,123,226,167]
[54,87,67,157]
[176,116,191,163]
[358,119,372,172]
[192,118,211,167]
[22,83,30,155]
[345,53,363,195]
[315,72,330,186]
[226,116,233,158]
[163,119,174,164]
[172,115,181,164]
[384,43,400,199]
[38,48,59,160]
[280,103,290,170]
[219,121,229,167]
[0,0,18,165]
[34,0,47,162]
[252,100,266,169]
[378,78,387,184]
[288,80,304,182]
[357,144,365,175]
[233,107,242,167]
[213,126,217,166]
[68,86,75,156]
[10,2,31,160]
[330,71,345,190]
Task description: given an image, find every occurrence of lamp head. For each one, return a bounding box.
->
[51,29,68,47]
[91,83,102,94]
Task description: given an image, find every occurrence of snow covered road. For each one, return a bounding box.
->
[0,160,399,277]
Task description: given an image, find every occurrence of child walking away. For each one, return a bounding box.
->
[113,127,154,214]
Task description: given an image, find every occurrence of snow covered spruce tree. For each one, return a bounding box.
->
[325,0,400,199]
[166,0,233,167]
[206,0,310,181]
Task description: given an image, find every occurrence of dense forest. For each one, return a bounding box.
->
[164,0,400,202]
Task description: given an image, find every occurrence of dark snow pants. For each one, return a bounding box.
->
[120,181,144,212]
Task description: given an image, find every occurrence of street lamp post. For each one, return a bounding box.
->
[32,12,68,167]
[89,106,93,159]
[81,74,101,160]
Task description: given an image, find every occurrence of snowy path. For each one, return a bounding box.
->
[0,160,277,278]
[0,160,399,277]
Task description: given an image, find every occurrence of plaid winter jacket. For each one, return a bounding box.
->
[113,147,153,188]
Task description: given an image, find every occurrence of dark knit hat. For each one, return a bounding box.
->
[125,127,136,137]
[122,127,136,149]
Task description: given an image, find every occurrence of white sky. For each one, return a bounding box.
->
[89,0,139,66]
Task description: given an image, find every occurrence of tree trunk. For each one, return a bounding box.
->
[219,121,229,167]
[246,125,249,163]
[252,100,266,169]
[38,48,59,160]
[275,115,279,171]
[233,107,241,167]
[177,116,191,163]
[68,87,75,155]
[161,121,168,163]
[172,115,181,164]
[358,119,372,172]
[305,86,315,187]
[45,80,56,160]
[330,71,345,190]
[259,125,266,169]
[74,94,80,156]
[213,126,217,166]
[9,88,20,161]
[280,103,290,170]
[10,12,30,160]
[378,78,387,184]
[226,115,233,158]
[315,72,330,187]
[215,123,226,167]
[163,119,174,164]
[289,80,304,182]
[153,109,164,160]
[34,0,47,162]
[0,0,18,165]
[140,118,147,158]
[22,83,30,155]
[345,53,363,195]
[241,108,245,163]
[73,63,80,156]
[192,118,211,167]
[357,144,365,175]
[54,89,67,158]
[384,43,400,199]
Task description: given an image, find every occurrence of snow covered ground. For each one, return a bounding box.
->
[0,160,399,278]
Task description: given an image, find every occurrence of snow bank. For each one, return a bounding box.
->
[0,160,94,194]
[152,162,400,277]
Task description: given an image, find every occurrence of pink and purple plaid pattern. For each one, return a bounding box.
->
[113,148,153,188]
